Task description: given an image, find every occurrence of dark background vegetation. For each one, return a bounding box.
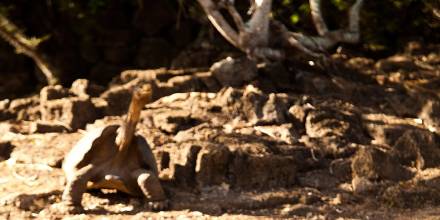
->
[0,0,438,98]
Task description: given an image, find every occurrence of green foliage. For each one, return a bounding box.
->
[272,0,312,32]
[290,13,300,24]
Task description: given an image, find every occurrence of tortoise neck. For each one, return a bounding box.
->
[116,94,145,153]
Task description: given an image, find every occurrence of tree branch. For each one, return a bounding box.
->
[223,0,246,33]
[347,0,364,41]
[310,0,328,36]
[284,0,364,52]
[198,0,364,61]
[197,0,240,49]
[0,14,59,85]
[244,0,272,47]
[198,0,276,61]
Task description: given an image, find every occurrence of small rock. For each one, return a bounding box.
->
[211,57,257,87]
[352,176,375,194]
[351,146,413,181]
[70,79,105,98]
[392,129,440,169]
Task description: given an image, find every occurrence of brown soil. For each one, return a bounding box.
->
[1,43,440,219]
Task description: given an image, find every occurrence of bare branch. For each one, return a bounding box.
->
[197,0,240,49]
[248,0,256,14]
[252,47,285,60]
[310,0,328,36]
[198,0,275,61]
[285,32,322,57]
[434,8,440,20]
[223,1,246,33]
[284,0,364,52]
[237,0,274,60]
[0,14,59,85]
[245,0,272,47]
[271,20,321,57]
[198,0,363,62]
[347,0,364,41]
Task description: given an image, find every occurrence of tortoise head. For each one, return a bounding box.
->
[132,84,153,107]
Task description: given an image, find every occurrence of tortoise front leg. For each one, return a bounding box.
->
[61,164,96,213]
[131,169,168,210]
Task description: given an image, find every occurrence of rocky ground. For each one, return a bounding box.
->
[0,42,440,219]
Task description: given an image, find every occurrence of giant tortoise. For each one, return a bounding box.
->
[61,84,167,212]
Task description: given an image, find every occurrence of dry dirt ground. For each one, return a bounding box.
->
[1,43,440,219]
